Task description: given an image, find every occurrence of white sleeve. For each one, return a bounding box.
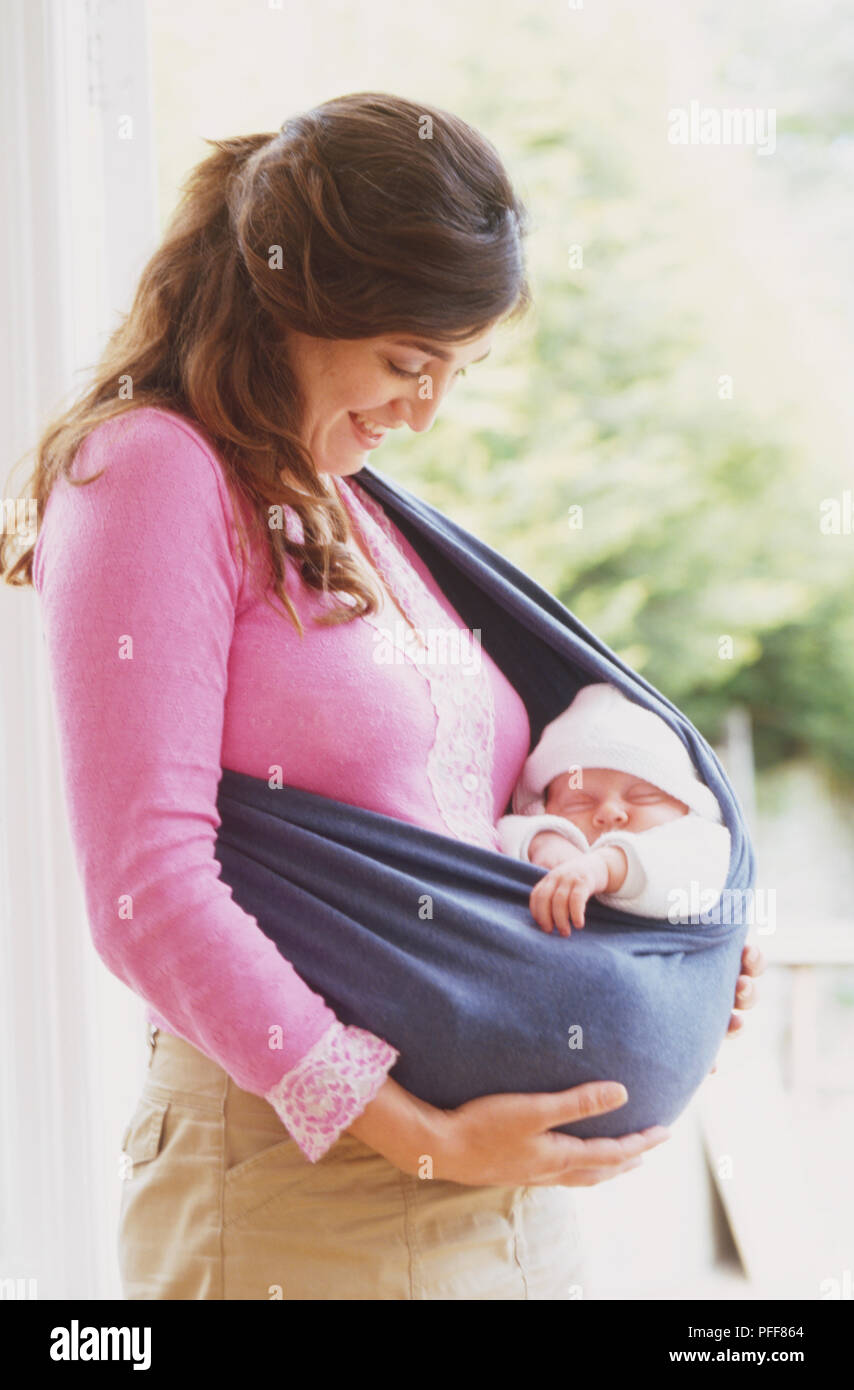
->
[496,813,589,861]
[592,812,732,922]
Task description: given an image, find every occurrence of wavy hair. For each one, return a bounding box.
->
[0,91,531,634]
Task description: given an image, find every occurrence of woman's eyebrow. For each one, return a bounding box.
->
[391,338,492,365]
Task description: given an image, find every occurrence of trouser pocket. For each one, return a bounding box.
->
[119,1096,169,1181]
[117,1087,225,1300]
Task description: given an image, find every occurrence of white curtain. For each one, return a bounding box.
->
[0,0,158,1300]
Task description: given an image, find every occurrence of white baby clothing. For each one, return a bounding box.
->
[498,682,732,922]
[496,807,732,921]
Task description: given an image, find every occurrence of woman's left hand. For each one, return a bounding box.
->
[710,943,766,1072]
[728,943,765,1034]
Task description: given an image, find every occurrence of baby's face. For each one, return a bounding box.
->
[544,767,689,844]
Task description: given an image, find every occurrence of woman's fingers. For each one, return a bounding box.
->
[718,944,765,1046]
[521,1085,673,1167]
[552,1157,646,1187]
[535,1126,673,1187]
[522,1080,631,1134]
[576,1125,672,1166]
[735,975,755,1008]
[741,944,766,978]
[734,945,767,1011]
[446,1088,671,1188]
[722,946,765,1040]
[526,1132,669,1187]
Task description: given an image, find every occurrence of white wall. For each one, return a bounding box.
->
[0,0,158,1300]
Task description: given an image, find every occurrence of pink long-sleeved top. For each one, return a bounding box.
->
[33,406,531,1160]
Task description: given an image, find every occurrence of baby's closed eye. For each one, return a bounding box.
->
[625,784,691,812]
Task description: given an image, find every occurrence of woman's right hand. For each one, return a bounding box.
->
[345,1075,670,1188]
[437,1083,669,1187]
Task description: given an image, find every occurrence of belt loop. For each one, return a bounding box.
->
[146,1021,160,1065]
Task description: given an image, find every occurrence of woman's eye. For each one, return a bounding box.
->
[384,361,468,380]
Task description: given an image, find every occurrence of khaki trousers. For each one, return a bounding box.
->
[117,1024,587,1300]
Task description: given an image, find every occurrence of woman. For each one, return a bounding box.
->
[1,92,762,1300]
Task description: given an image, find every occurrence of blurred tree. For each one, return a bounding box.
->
[373,0,854,783]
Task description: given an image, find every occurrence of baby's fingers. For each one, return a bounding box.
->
[569,882,591,930]
[549,879,575,936]
[529,878,558,934]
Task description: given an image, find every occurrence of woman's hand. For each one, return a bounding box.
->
[346,1074,670,1188]
[437,1082,670,1187]
[708,943,766,1073]
[728,943,765,1034]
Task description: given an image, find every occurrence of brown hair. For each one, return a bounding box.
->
[0,91,531,634]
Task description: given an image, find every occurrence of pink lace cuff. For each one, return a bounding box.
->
[264,1021,400,1163]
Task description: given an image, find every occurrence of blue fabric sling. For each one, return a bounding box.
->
[213,464,755,1139]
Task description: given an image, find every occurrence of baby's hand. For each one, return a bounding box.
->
[529,847,628,936]
[528,829,581,872]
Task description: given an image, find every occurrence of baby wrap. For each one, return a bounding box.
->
[213,464,755,1139]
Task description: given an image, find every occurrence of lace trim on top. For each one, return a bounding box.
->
[334,475,501,852]
[265,1021,399,1163]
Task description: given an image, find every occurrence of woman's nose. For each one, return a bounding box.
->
[399,393,441,434]
[397,374,457,433]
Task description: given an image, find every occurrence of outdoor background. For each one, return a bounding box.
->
[2,0,852,1300]
[146,0,854,1299]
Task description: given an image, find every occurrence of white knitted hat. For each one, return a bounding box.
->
[512,682,723,822]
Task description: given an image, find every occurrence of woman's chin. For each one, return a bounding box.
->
[315,451,366,480]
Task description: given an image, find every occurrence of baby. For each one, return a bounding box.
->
[497,682,732,935]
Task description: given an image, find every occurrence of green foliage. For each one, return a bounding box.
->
[374,0,854,783]
[151,0,854,784]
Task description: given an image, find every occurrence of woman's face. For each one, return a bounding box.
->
[544,767,690,844]
[284,324,496,476]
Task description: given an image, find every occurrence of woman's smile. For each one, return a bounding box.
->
[283,326,496,477]
[348,411,392,448]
